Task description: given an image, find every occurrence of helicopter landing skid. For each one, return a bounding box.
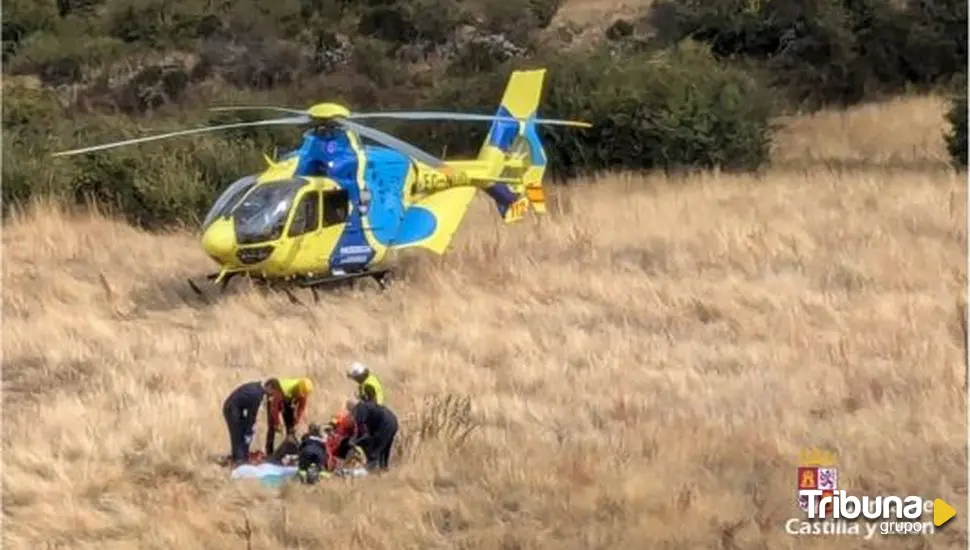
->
[295,269,391,289]
[186,272,237,304]
[274,269,392,306]
[184,269,392,305]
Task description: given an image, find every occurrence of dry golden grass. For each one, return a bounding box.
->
[541,0,655,49]
[772,95,952,169]
[2,95,968,549]
[553,0,654,26]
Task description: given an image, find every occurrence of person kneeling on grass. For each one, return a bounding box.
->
[347,397,399,471]
[297,423,329,484]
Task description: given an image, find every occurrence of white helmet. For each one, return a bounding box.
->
[347,362,368,379]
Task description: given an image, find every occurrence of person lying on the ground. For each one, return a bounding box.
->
[268,433,300,466]
[347,397,399,471]
[221,380,266,467]
[263,377,314,456]
[297,423,329,484]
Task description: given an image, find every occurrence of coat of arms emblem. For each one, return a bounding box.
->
[797,448,839,516]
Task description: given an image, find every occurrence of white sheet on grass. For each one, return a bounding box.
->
[230,463,299,480]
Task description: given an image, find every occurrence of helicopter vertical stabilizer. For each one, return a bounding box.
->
[477,69,549,223]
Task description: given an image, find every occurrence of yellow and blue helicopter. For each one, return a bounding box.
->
[52,69,591,297]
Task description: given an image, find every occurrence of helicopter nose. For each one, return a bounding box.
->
[201,220,235,260]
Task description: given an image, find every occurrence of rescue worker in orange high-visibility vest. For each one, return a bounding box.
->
[324,409,358,471]
[263,377,314,456]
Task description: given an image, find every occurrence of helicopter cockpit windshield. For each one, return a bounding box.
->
[202,175,258,230]
[232,178,306,244]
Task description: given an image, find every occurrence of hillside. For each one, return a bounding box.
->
[3,96,967,548]
[4,0,966,228]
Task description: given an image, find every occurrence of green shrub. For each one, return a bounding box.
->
[357,0,465,45]
[2,94,280,227]
[475,0,549,46]
[646,0,968,108]
[2,86,76,208]
[2,0,59,61]
[528,0,566,28]
[947,85,968,168]
[7,28,128,85]
[550,43,775,176]
[406,41,776,179]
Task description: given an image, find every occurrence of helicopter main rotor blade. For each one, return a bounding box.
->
[531,118,593,128]
[51,116,312,157]
[347,111,592,128]
[210,105,308,116]
[337,118,446,168]
[346,112,519,123]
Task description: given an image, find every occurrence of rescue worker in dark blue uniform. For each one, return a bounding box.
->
[348,398,399,471]
[297,423,329,484]
[222,381,266,466]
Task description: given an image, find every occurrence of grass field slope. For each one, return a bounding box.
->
[2,96,968,549]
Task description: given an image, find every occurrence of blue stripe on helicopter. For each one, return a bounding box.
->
[488,105,546,166]
[489,107,519,151]
[361,147,438,247]
[330,178,376,270]
[395,207,437,244]
[362,146,408,245]
[485,183,519,216]
[294,134,361,179]
[294,136,316,174]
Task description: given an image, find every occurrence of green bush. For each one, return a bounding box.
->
[2,88,275,227]
[7,28,128,86]
[947,86,968,168]
[5,41,776,227]
[646,0,968,108]
[404,41,776,179]
[2,86,75,207]
[1,0,59,61]
[357,0,465,45]
[4,0,882,229]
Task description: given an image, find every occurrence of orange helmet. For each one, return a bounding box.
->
[329,410,347,426]
[328,410,353,433]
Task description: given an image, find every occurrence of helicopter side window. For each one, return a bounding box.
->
[322,189,349,226]
[288,191,320,237]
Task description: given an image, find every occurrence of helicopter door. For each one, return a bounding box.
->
[324,188,372,273]
[277,189,328,274]
[322,189,349,226]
